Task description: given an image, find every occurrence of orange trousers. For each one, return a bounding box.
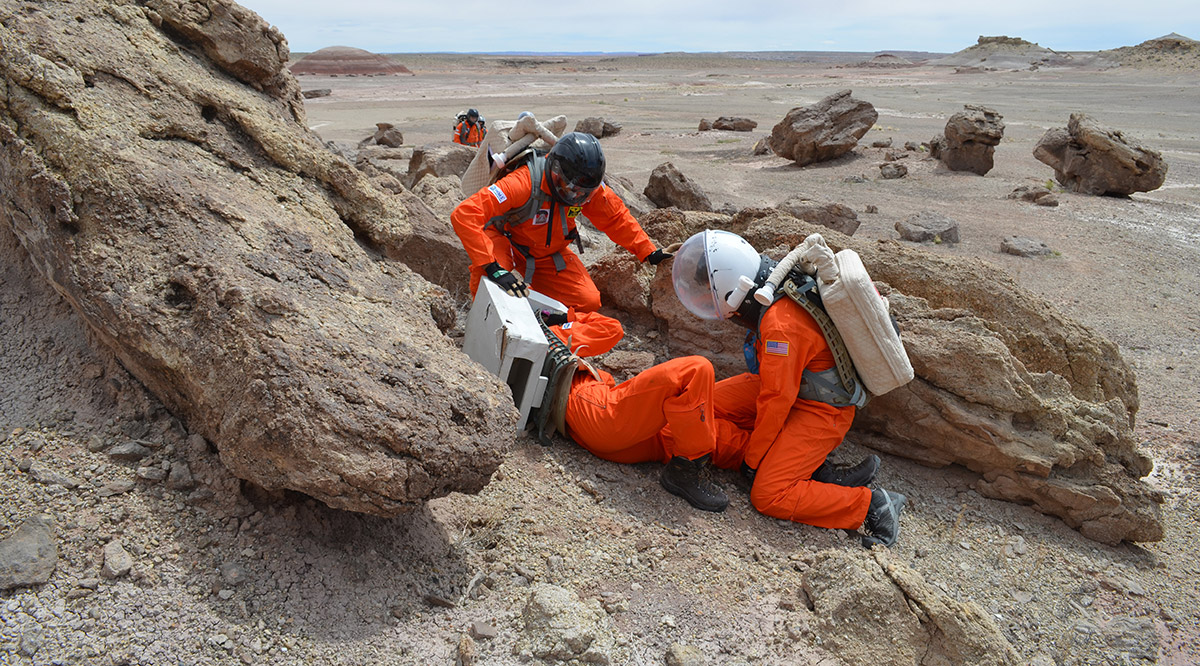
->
[713,373,871,530]
[565,356,717,464]
[467,230,602,312]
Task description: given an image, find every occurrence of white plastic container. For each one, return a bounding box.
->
[462,280,550,429]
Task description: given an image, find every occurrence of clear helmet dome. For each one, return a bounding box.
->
[671,230,762,320]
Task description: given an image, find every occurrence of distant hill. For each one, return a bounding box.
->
[290,46,413,76]
[929,36,1084,70]
[1105,33,1200,69]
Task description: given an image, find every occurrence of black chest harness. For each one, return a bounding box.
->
[484,153,584,285]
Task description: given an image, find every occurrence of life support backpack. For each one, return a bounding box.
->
[749,233,914,404]
[745,270,869,409]
[528,310,603,446]
[483,151,584,285]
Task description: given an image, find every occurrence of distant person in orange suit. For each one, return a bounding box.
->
[538,309,729,512]
[670,229,906,548]
[453,108,487,146]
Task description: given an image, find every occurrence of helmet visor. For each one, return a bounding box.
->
[549,159,599,206]
[671,232,723,320]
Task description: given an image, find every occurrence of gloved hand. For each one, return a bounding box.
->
[483,262,528,297]
[539,310,569,326]
[645,248,672,266]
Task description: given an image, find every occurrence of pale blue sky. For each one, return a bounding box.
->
[235,0,1198,55]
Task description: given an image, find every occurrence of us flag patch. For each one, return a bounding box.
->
[764,340,789,356]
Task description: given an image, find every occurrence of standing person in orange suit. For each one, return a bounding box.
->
[537,309,728,512]
[453,108,487,146]
[670,230,906,548]
[451,132,669,312]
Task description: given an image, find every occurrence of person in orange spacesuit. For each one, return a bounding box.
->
[451,132,668,312]
[452,108,487,146]
[538,309,729,512]
[670,229,906,548]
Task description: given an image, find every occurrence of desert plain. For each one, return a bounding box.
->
[3,44,1200,665]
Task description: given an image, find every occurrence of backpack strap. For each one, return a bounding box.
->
[780,277,868,409]
[484,154,573,284]
[530,311,580,446]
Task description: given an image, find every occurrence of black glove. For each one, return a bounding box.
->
[539,310,569,326]
[645,248,672,266]
[483,262,528,297]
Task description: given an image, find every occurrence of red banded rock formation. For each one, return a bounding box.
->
[291,45,413,76]
[0,0,506,516]
[592,210,1161,544]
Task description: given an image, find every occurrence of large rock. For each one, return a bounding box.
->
[0,515,57,590]
[516,585,625,665]
[776,196,861,236]
[712,116,757,132]
[573,117,622,138]
[1033,113,1168,195]
[803,549,1020,666]
[930,105,1005,175]
[768,90,878,166]
[631,211,1159,543]
[604,173,656,218]
[406,142,475,190]
[644,163,714,212]
[0,0,515,515]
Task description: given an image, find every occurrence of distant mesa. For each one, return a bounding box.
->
[853,53,915,68]
[290,46,413,76]
[930,35,1074,70]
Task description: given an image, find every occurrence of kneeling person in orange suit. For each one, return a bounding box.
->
[537,309,729,512]
[670,230,906,548]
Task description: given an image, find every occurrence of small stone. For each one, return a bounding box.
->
[470,621,497,640]
[108,442,151,461]
[219,562,250,587]
[137,466,168,482]
[97,480,136,497]
[0,515,58,590]
[101,541,133,579]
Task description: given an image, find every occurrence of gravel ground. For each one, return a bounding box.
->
[3,52,1199,665]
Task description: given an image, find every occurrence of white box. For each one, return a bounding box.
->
[463,280,550,429]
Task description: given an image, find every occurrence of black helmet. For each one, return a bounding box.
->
[466,108,480,121]
[545,132,605,205]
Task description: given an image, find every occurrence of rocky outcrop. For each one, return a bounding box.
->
[775,196,861,236]
[1033,114,1168,196]
[0,0,514,515]
[289,45,412,76]
[896,211,960,244]
[406,143,475,189]
[768,90,878,166]
[360,122,404,148]
[712,116,758,131]
[604,174,656,219]
[644,163,714,211]
[621,211,1159,543]
[803,549,1020,666]
[930,105,1004,175]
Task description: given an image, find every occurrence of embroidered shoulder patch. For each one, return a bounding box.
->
[567,206,583,218]
[561,322,573,329]
[487,184,507,204]
[764,340,789,356]
[532,209,550,226]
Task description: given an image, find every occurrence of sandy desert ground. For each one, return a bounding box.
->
[3,51,1199,665]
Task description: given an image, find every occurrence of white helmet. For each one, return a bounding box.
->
[672,230,763,320]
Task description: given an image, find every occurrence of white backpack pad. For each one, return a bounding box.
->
[818,249,914,395]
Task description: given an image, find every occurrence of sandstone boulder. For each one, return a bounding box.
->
[768,90,878,166]
[604,173,657,218]
[573,116,622,138]
[879,162,908,179]
[0,0,514,516]
[930,105,1005,175]
[1033,113,1167,195]
[644,163,715,211]
[362,122,404,148]
[698,118,713,131]
[775,196,861,236]
[803,549,1020,666]
[1008,184,1060,207]
[712,116,758,131]
[896,211,960,243]
[626,211,1159,543]
[411,175,465,219]
[406,143,476,189]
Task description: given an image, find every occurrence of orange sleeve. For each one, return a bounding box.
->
[450,167,534,269]
[549,311,624,357]
[581,184,657,261]
[744,300,824,466]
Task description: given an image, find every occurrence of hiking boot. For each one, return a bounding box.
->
[860,488,906,548]
[812,454,880,488]
[661,455,729,513]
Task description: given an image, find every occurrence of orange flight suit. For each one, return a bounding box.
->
[712,297,871,530]
[545,312,718,464]
[453,120,486,146]
[451,165,656,312]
